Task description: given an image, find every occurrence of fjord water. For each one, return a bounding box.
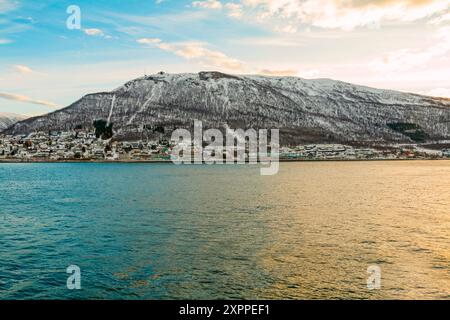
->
[0,161,449,299]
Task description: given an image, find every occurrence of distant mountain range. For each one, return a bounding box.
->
[3,71,450,145]
[0,112,27,131]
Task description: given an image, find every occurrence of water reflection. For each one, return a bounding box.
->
[0,161,449,299]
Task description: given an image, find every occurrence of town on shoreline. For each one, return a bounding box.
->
[1,129,450,162]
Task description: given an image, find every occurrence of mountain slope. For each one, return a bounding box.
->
[0,112,27,131]
[4,71,450,145]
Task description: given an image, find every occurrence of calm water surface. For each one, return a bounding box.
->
[0,161,449,299]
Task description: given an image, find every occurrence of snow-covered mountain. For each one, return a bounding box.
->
[4,71,450,145]
[0,112,27,131]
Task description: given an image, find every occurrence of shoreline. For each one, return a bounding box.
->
[0,158,449,164]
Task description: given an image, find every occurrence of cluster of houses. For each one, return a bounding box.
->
[0,130,450,162]
[280,144,450,160]
[0,130,172,161]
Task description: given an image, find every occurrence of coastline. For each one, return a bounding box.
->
[1,158,449,164]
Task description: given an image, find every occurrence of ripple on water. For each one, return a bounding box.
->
[0,161,449,299]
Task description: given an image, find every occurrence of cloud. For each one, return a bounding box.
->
[370,26,450,73]
[300,69,323,78]
[0,0,18,13]
[192,0,223,9]
[225,2,243,18]
[275,24,298,34]
[213,0,450,31]
[12,64,47,76]
[429,12,450,25]
[0,92,60,108]
[137,38,244,71]
[0,38,13,45]
[82,28,113,39]
[14,65,34,74]
[423,88,450,98]
[259,69,298,76]
[83,28,104,37]
[231,35,305,47]
[137,38,162,44]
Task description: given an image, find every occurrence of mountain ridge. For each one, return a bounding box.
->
[0,112,27,131]
[3,71,450,145]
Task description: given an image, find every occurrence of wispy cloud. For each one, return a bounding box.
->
[370,26,450,74]
[429,12,450,25]
[137,38,244,71]
[192,0,223,10]
[106,9,212,39]
[14,64,34,74]
[137,38,162,45]
[0,0,18,13]
[12,64,47,76]
[259,69,298,76]
[0,38,13,44]
[83,28,104,37]
[423,88,450,98]
[194,0,450,32]
[225,2,243,18]
[82,28,113,39]
[0,92,60,108]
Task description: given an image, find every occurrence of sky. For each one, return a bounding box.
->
[0,0,450,116]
